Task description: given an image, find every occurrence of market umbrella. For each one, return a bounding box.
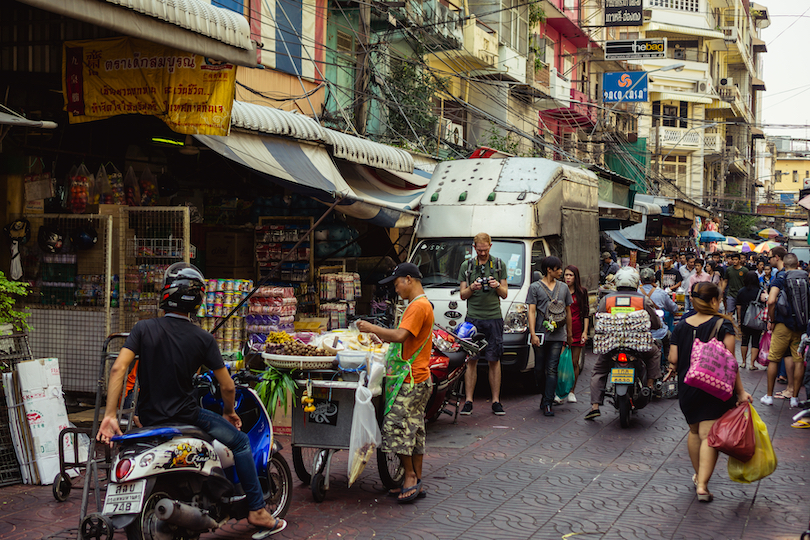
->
[717,241,741,253]
[724,236,741,246]
[758,228,782,239]
[699,231,726,243]
[754,240,780,253]
[740,242,756,253]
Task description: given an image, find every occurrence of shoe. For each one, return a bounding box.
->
[553,395,564,404]
[748,365,759,371]
[791,419,810,429]
[584,408,601,420]
[567,392,577,403]
[696,491,714,503]
[492,402,506,416]
[543,404,554,417]
[791,397,800,408]
[777,376,788,385]
[760,395,774,406]
[460,402,473,415]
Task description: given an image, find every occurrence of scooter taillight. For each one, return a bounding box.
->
[617,353,628,364]
[429,354,449,370]
[116,458,133,481]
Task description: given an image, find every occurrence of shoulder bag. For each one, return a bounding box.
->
[683,317,738,401]
[383,297,431,415]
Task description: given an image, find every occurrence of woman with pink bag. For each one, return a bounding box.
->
[668,282,753,503]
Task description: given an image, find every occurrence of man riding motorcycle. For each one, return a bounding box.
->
[585,267,663,420]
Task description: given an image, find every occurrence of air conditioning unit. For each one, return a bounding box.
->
[443,121,464,146]
[720,77,734,88]
[694,79,710,93]
[642,9,652,21]
[722,27,738,43]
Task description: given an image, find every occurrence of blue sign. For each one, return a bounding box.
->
[602,72,649,103]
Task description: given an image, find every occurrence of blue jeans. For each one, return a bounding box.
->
[533,341,563,406]
[193,408,265,511]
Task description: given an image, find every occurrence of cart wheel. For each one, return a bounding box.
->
[311,472,327,503]
[291,446,319,485]
[377,448,404,490]
[52,472,72,502]
[79,513,114,540]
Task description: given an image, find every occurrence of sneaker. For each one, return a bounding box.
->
[584,408,600,420]
[791,397,800,408]
[543,404,554,417]
[492,402,506,416]
[760,395,774,406]
[553,395,564,405]
[567,392,577,403]
[460,402,473,415]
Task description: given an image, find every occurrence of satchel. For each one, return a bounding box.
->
[708,402,755,462]
[541,281,567,324]
[683,318,738,401]
[742,300,767,332]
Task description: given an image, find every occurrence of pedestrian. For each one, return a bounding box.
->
[527,256,572,416]
[735,271,764,371]
[684,259,711,311]
[667,282,752,503]
[655,257,683,291]
[357,262,433,503]
[762,252,808,408]
[564,265,589,403]
[722,253,748,322]
[96,263,286,535]
[680,254,696,285]
[458,233,508,416]
[761,264,773,289]
[600,252,620,284]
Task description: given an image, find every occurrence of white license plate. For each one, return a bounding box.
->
[103,479,147,515]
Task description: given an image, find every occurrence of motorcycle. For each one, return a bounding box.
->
[424,325,486,423]
[80,369,292,540]
[603,348,652,428]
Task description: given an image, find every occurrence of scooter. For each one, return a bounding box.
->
[603,348,652,429]
[79,369,292,540]
[424,325,486,423]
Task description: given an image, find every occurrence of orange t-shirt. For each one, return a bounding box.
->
[399,296,434,384]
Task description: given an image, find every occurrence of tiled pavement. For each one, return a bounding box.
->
[1,350,809,540]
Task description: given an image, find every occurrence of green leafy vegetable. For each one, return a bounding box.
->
[255,366,298,419]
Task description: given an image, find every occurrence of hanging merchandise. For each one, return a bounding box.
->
[107,163,125,204]
[37,224,64,254]
[95,164,111,204]
[139,166,160,206]
[67,164,93,214]
[71,222,98,251]
[123,166,140,206]
[4,219,31,281]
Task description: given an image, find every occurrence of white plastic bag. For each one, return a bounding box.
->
[367,360,385,397]
[347,385,381,486]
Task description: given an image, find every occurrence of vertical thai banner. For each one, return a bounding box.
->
[62,37,237,136]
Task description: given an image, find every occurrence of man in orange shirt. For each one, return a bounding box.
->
[357,262,433,504]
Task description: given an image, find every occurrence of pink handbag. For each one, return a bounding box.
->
[684,318,738,401]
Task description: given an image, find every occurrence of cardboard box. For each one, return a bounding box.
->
[206,232,254,268]
[207,265,256,280]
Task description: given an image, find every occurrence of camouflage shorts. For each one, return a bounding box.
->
[382,379,432,456]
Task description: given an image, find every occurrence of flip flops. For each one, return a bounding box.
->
[251,518,287,539]
[397,480,422,504]
[776,390,794,399]
[777,376,788,385]
[388,487,427,498]
[791,419,810,429]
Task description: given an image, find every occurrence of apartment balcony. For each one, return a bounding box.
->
[719,84,753,123]
[653,126,703,152]
[390,0,463,52]
[703,132,723,155]
[538,83,597,129]
[433,16,498,72]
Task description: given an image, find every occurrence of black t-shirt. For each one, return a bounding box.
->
[656,268,682,289]
[124,315,224,426]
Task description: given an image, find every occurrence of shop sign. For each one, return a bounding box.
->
[604,0,643,27]
[605,39,666,61]
[602,72,648,103]
[62,37,236,136]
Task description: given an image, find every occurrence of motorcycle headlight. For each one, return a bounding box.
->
[504,303,528,333]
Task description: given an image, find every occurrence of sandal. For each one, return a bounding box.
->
[697,491,714,503]
[776,390,793,399]
[692,474,697,486]
[791,419,810,429]
[777,376,788,385]
[397,480,422,504]
[251,517,288,539]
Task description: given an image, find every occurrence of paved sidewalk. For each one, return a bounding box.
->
[1,352,808,540]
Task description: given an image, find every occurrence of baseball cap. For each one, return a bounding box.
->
[601,251,612,259]
[379,262,423,284]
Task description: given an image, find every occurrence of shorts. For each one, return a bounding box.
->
[740,326,762,348]
[465,317,504,363]
[382,379,432,456]
[767,323,803,363]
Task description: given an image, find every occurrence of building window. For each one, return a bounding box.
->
[794,171,799,183]
[662,155,689,190]
[650,0,699,12]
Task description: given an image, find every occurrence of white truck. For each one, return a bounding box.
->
[788,225,810,264]
[409,157,600,377]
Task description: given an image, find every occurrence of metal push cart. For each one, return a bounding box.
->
[263,353,403,502]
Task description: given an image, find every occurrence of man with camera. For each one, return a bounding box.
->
[458,233,508,416]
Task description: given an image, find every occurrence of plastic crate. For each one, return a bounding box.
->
[41,263,77,283]
[41,285,77,305]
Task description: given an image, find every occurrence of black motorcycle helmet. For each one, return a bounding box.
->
[160,262,205,313]
[71,223,98,250]
[38,224,64,253]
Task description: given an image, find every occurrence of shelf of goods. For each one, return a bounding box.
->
[317,269,361,330]
[243,286,298,354]
[197,278,254,354]
[255,217,314,283]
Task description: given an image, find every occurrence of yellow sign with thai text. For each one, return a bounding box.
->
[63,37,236,136]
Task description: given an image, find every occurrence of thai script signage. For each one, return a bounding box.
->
[604,0,643,27]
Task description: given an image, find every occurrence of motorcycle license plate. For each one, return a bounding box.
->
[102,479,146,515]
[610,367,634,385]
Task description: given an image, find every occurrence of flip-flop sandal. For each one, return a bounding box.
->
[791,419,810,429]
[388,488,427,498]
[775,390,793,399]
[252,518,287,539]
[397,480,422,504]
[777,377,788,384]
[692,474,697,486]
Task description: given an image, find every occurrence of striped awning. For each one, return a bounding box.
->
[645,22,725,40]
[658,92,713,104]
[705,100,732,110]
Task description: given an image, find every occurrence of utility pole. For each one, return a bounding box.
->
[354,2,371,135]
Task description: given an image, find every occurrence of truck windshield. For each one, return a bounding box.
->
[790,247,810,265]
[411,239,525,288]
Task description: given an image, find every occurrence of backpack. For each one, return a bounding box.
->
[775,269,810,330]
[538,281,567,324]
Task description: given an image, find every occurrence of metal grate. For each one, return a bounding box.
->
[16,214,113,394]
[0,333,32,487]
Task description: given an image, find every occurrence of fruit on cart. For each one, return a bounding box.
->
[281,340,331,357]
[265,331,292,344]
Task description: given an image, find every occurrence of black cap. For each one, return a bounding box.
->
[379,262,423,284]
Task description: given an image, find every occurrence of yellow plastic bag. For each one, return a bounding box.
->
[728,406,777,483]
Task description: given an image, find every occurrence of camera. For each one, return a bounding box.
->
[476,276,493,292]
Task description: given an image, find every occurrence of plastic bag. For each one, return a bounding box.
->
[708,402,755,462]
[757,331,771,366]
[67,163,93,214]
[347,385,381,486]
[555,346,575,398]
[728,405,777,483]
[123,166,140,206]
[107,163,125,204]
[139,166,159,206]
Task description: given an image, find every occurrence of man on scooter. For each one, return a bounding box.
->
[96,263,286,536]
[585,267,663,420]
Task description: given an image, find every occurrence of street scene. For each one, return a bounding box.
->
[2,0,810,540]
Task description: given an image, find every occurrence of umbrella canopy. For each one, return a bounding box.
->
[699,231,726,243]
[724,236,741,246]
[741,242,756,253]
[754,240,780,253]
[717,241,741,252]
[758,228,782,239]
